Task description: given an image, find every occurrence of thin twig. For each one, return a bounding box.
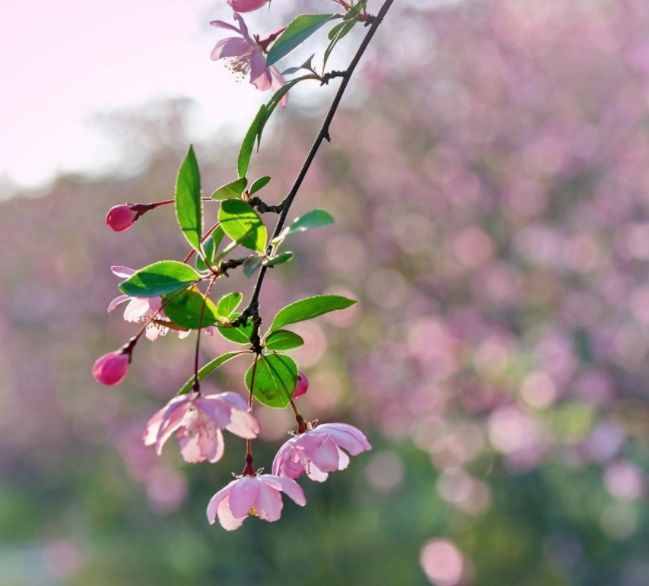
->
[240,0,395,332]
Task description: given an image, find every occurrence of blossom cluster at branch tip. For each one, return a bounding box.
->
[144,391,260,464]
[210,13,287,106]
[227,0,268,13]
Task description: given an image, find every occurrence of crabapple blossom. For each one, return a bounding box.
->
[293,372,309,398]
[210,14,287,105]
[228,0,268,13]
[105,204,138,232]
[92,351,129,386]
[144,392,259,464]
[107,266,169,341]
[272,423,371,482]
[206,473,306,530]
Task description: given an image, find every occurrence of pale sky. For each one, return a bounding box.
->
[0,1,279,190]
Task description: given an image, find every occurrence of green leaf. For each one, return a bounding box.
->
[245,354,298,408]
[175,145,203,253]
[324,19,356,67]
[216,291,243,318]
[218,199,267,252]
[119,261,201,298]
[238,104,267,178]
[178,351,247,395]
[266,14,335,67]
[196,226,225,271]
[162,288,222,329]
[243,256,263,278]
[265,329,305,351]
[270,294,356,332]
[265,251,295,268]
[212,177,248,200]
[249,176,271,195]
[287,209,334,235]
[217,312,254,344]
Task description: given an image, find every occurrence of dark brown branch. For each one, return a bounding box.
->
[239,0,395,335]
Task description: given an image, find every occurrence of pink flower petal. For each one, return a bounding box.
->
[111,265,135,278]
[255,482,283,522]
[310,437,341,472]
[218,497,245,531]
[194,395,232,428]
[250,50,272,90]
[107,294,129,313]
[226,409,260,439]
[316,423,372,455]
[229,476,259,517]
[123,298,151,322]
[211,36,252,61]
[262,475,306,506]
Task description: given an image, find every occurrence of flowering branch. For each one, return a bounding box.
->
[93,0,391,532]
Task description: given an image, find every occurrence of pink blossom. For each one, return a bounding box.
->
[293,372,309,398]
[272,422,371,482]
[210,14,287,105]
[228,0,268,13]
[108,266,213,341]
[207,473,306,530]
[144,392,259,464]
[92,351,129,386]
[107,266,168,341]
[105,204,137,232]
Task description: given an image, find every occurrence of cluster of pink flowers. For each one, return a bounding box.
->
[142,386,370,530]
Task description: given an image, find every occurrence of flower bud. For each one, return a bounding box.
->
[106,204,138,232]
[92,351,129,386]
[293,372,309,398]
[227,0,268,13]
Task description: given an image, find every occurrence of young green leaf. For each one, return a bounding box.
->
[265,329,305,351]
[249,176,271,195]
[324,19,356,67]
[177,351,247,395]
[216,291,243,318]
[266,14,336,67]
[245,353,298,408]
[264,251,295,268]
[196,226,225,271]
[163,288,223,329]
[270,294,356,332]
[212,177,248,200]
[217,312,254,344]
[287,209,334,235]
[238,104,267,178]
[218,199,268,252]
[119,261,201,298]
[243,256,263,278]
[175,145,203,253]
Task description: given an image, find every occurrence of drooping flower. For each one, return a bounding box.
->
[207,473,306,530]
[293,372,309,398]
[108,266,213,341]
[92,351,129,386]
[210,14,287,105]
[144,392,259,464]
[228,0,268,13]
[272,422,371,482]
[107,266,169,341]
[105,204,138,232]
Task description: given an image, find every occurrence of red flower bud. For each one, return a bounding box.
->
[106,204,138,232]
[92,351,129,386]
[227,0,268,13]
[293,372,309,398]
